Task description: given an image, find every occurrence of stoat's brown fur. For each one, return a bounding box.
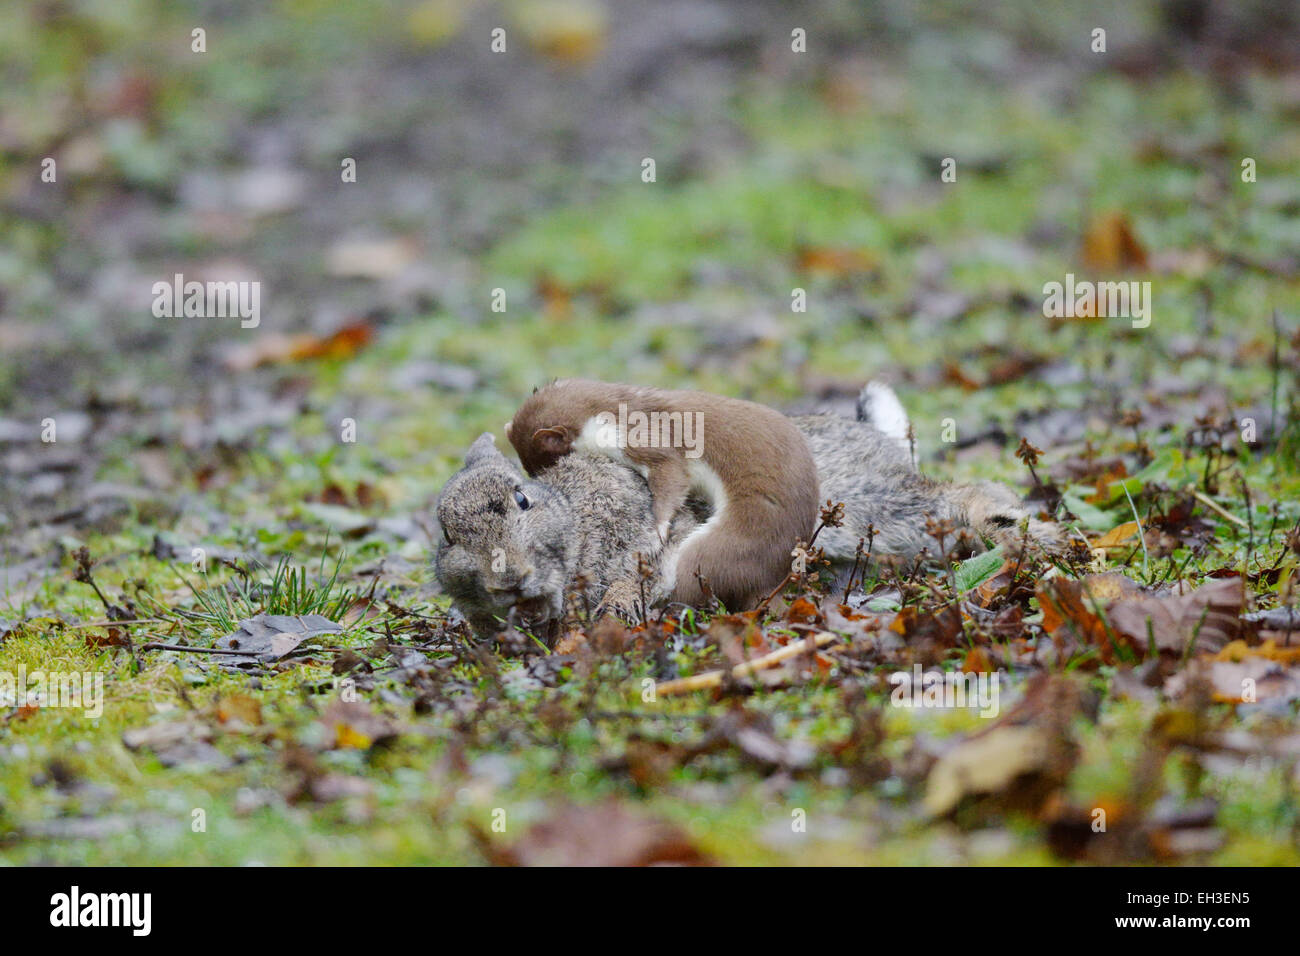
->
[506,379,819,610]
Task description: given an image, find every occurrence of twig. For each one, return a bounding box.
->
[1187,485,1249,528]
[655,631,841,696]
[751,570,795,616]
[65,619,168,629]
[139,642,258,656]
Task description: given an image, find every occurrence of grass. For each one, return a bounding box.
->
[152,548,358,640]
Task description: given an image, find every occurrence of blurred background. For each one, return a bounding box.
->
[1,0,1298,580]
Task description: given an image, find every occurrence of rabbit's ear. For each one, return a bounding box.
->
[465,432,510,469]
[532,426,572,457]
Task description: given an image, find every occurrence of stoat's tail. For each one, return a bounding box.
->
[856,381,914,464]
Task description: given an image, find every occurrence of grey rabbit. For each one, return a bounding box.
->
[796,382,1063,573]
[434,432,699,641]
[435,385,1062,639]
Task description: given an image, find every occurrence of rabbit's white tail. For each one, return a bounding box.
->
[856,381,913,462]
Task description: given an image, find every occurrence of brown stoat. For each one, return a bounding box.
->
[505,379,820,610]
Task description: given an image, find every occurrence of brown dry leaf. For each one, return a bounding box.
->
[1106,577,1244,657]
[1166,657,1300,704]
[984,352,1045,387]
[1214,639,1300,664]
[222,321,373,371]
[1092,521,1140,550]
[553,630,587,655]
[1082,211,1149,271]
[1081,460,1129,504]
[708,616,771,667]
[515,0,608,65]
[1038,575,1128,665]
[924,725,1052,817]
[320,699,397,751]
[968,558,1018,606]
[480,800,712,866]
[215,694,262,727]
[536,274,573,320]
[784,596,822,626]
[85,626,131,650]
[314,481,380,508]
[122,720,232,770]
[795,245,880,277]
[941,361,983,392]
[925,674,1084,819]
[616,738,689,789]
[704,704,815,771]
[283,745,374,804]
[962,645,993,673]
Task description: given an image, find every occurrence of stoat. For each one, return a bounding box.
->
[505,379,820,610]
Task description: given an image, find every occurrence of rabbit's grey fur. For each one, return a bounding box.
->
[435,387,1060,639]
[435,432,698,641]
[795,411,1061,568]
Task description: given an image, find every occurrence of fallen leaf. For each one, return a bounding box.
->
[478,800,711,866]
[319,699,397,751]
[1082,211,1149,271]
[925,675,1083,818]
[122,720,232,770]
[1106,577,1244,657]
[1092,521,1140,550]
[214,614,342,664]
[215,694,262,727]
[221,321,373,371]
[795,245,880,277]
[1167,656,1300,704]
[924,725,1052,817]
[514,0,608,65]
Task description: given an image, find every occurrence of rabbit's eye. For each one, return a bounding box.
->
[514,490,530,510]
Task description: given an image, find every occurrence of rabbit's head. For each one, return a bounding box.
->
[435,433,577,638]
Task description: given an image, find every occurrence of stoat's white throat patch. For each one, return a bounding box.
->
[574,405,705,460]
[574,415,644,475]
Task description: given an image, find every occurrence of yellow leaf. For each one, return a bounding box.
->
[1082,211,1149,271]
[334,722,372,750]
[1092,521,1140,550]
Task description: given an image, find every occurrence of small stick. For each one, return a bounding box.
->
[655,631,840,696]
[139,642,258,656]
[65,619,169,629]
[1187,485,1249,529]
[751,571,795,616]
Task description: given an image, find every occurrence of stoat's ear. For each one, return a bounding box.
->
[532,426,572,456]
[503,421,513,440]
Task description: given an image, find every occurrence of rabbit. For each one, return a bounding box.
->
[796,392,1064,576]
[435,386,1064,638]
[434,432,698,642]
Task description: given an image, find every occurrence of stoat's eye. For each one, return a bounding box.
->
[514,490,530,510]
